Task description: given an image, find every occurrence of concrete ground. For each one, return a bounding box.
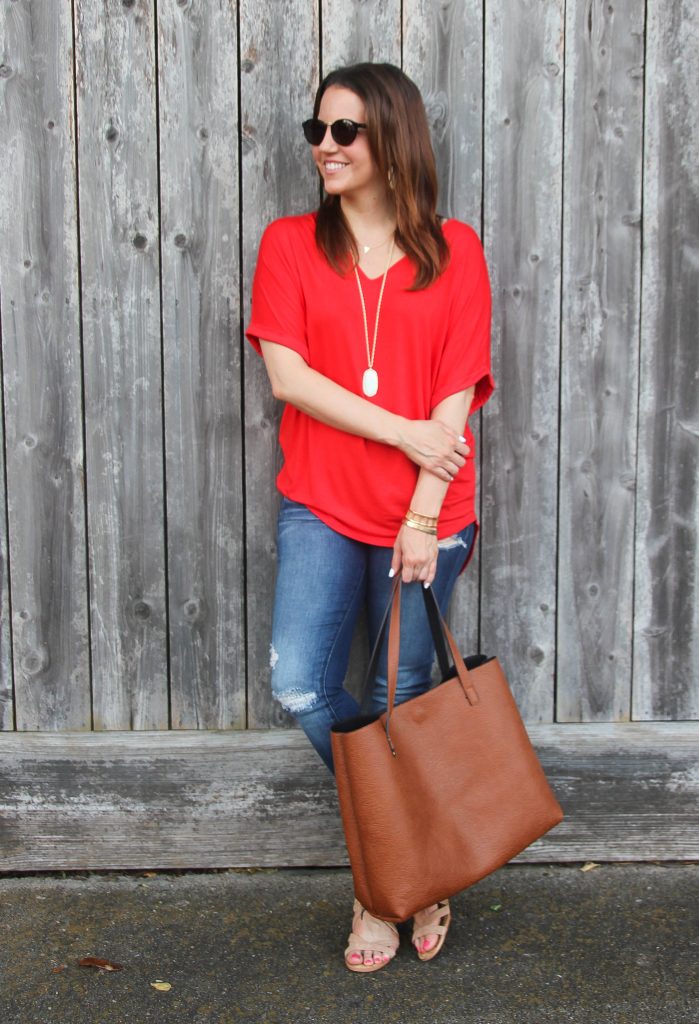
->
[0,864,696,1024]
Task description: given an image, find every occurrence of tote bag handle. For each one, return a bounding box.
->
[361,579,482,752]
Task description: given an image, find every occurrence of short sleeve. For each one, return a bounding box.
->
[431,225,494,413]
[245,218,309,360]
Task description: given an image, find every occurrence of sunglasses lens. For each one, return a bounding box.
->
[302,119,326,145]
[331,120,358,146]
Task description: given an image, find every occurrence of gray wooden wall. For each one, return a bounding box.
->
[0,1,697,869]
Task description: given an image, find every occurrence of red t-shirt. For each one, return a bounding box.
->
[246,213,493,546]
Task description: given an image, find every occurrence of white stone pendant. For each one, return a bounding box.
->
[362,368,379,397]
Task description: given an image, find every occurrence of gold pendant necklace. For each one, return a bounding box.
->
[353,237,395,398]
[357,231,394,255]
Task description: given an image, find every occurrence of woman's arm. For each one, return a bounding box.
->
[260,340,469,482]
[391,387,476,584]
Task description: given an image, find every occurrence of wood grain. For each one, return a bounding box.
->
[0,0,89,729]
[75,0,168,729]
[1,723,696,870]
[556,0,644,722]
[240,0,320,728]
[321,0,401,72]
[0,374,11,730]
[633,0,699,720]
[481,0,565,722]
[158,1,245,729]
[404,0,485,656]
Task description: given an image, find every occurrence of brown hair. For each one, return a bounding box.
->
[312,63,449,291]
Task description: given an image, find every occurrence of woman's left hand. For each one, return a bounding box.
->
[391,524,438,586]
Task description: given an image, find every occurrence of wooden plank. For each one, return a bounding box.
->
[634,0,699,720]
[1,723,696,870]
[240,0,319,728]
[75,0,167,729]
[322,0,401,72]
[480,1,565,722]
[157,2,245,729]
[0,0,89,729]
[556,0,644,722]
[404,0,485,656]
[403,0,483,226]
[0,367,11,729]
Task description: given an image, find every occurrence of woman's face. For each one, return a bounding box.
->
[313,86,384,202]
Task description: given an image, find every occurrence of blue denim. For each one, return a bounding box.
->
[269,498,476,773]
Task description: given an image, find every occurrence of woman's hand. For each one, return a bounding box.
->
[396,419,469,482]
[391,524,439,585]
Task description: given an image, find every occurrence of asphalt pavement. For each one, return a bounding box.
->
[0,864,696,1024]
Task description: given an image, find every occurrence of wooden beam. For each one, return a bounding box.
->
[0,0,89,729]
[158,1,246,729]
[1,724,696,872]
[557,0,644,722]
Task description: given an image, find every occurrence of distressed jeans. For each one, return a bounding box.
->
[270,498,476,773]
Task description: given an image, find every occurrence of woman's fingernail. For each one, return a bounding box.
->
[423,581,430,589]
[458,435,466,443]
[388,568,395,578]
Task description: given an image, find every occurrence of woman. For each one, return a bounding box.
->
[246,62,493,972]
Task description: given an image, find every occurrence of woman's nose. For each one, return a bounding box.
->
[317,125,338,151]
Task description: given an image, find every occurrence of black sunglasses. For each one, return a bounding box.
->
[302,118,367,147]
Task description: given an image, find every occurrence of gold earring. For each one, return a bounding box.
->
[387,166,396,190]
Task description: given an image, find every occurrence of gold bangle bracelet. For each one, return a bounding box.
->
[403,518,437,536]
[406,508,439,526]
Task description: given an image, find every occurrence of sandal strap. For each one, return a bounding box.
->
[412,900,451,941]
[345,900,399,956]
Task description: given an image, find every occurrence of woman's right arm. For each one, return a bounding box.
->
[260,341,468,482]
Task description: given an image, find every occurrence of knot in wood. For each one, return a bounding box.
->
[22,651,47,676]
[133,600,151,621]
[528,646,545,666]
[133,234,148,251]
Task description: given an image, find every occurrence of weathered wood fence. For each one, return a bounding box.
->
[0,0,697,870]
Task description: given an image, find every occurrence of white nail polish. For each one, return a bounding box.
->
[388,568,395,578]
[423,581,430,589]
[458,435,466,443]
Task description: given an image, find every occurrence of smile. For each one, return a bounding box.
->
[324,162,348,172]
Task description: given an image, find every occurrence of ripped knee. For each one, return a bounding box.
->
[274,687,319,714]
[269,644,319,714]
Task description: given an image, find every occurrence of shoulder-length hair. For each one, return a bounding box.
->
[312,62,449,291]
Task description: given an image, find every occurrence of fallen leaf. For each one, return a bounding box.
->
[490,902,502,911]
[151,980,172,991]
[142,871,158,878]
[581,862,600,872]
[78,956,123,972]
[51,965,68,973]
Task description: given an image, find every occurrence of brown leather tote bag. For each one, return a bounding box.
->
[330,579,564,923]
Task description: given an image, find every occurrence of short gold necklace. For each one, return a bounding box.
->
[353,236,395,398]
[356,231,394,255]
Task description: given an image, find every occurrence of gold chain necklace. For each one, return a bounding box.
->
[353,237,395,398]
[356,231,394,255]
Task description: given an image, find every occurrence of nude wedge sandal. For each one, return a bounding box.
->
[412,899,451,961]
[344,899,400,973]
